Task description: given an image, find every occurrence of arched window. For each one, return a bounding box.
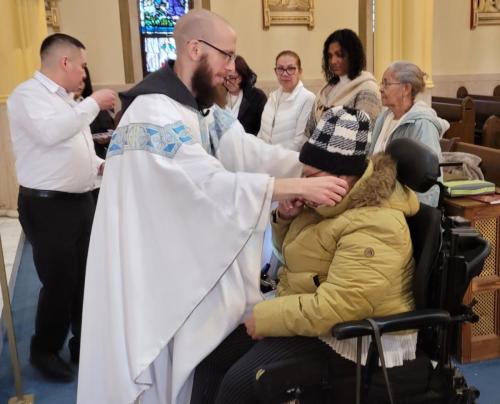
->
[138,0,191,75]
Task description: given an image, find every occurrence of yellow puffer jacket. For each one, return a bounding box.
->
[254,154,420,337]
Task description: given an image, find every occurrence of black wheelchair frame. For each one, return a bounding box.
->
[256,138,491,404]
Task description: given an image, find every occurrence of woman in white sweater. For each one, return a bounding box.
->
[258,50,315,151]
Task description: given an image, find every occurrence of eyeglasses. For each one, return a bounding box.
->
[379,80,402,88]
[274,66,298,76]
[224,75,240,83]
[198,39,236,63]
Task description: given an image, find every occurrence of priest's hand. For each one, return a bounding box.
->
[273,176,347,207]
[244,314,263,340]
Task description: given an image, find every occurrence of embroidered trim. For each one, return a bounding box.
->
[198,114,212,155]
[209,106,237,149]
[107,122,193,158]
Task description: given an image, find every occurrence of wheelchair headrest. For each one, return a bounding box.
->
[385,138,440,193]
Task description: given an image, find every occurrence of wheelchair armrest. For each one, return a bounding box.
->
[332,309,450,340]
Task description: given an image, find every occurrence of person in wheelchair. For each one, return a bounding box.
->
[191,106,428,404]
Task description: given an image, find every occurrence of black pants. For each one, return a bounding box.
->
[191,325,360,404]
[191,326,430,404]
[18,190,95,354]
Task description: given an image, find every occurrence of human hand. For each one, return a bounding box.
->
[299,176,347,207]
[244,314,262,340]
[91,89,116,111]
[277,198,304,220]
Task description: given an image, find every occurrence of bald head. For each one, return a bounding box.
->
[172,10,237,102]
[174,9,235,55]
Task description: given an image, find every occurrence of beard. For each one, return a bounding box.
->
[192,55,218,110]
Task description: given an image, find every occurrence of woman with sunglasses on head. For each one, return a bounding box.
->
[305,29,381,137]
[257,50,315,151]
[223,55,267,135]
[370,61,449,207]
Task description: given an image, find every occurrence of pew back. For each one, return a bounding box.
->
[432,96,475,144]
[441,138,500,185]
[482,115,500,150]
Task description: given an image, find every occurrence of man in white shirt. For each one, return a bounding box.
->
[7,33,116,382]
[77,9,347,404]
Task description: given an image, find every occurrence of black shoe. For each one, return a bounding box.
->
[68,337,80,364]
[30,351,75,382]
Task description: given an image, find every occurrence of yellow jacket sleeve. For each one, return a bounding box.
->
[254,229,400,337]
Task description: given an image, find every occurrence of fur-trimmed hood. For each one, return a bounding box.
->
[315,153,420,218]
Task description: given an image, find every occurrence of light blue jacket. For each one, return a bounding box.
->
[370,101,449,207]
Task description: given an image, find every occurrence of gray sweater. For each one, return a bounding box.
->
[370,101,449,207]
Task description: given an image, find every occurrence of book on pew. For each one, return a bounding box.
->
[443,180,496,197]
[467,194,500,204]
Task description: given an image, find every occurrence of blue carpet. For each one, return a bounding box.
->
[0,242,77,404]
[1,242,500,403]
[459,359,500,404]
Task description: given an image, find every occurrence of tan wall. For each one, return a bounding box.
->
[211,0,359,86]
[0,104,18,217]
[432,0,500,96]
[56,0,126,86]
[52,0,359,89]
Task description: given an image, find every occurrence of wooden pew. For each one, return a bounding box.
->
[482,115,500,149]
[456,88,500,144]
[441,138,500,185]
[458,86,500,99]
[432,96,475,144]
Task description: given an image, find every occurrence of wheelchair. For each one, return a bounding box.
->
[257,138,491,404]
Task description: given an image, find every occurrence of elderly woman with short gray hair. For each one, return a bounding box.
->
[370,61,449,206]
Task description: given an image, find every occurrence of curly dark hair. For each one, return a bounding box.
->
[234,55,257,91]
[322,29,366,85]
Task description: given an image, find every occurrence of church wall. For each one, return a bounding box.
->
[432,0,500,96]
[37,0,500,98]
[56,0,126,87]
[210,0,359,94]
[54,0,359,95]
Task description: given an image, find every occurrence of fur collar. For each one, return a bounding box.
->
[315,153,419,218]
[350,154,397,208]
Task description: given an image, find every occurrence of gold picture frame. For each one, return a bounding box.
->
[45,0,60,31]
[263,0,314,30]
[471,0,500,29]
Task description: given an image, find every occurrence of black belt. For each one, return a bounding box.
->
[19,186,91,200]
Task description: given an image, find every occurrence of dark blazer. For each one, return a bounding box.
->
[238,87,267,135]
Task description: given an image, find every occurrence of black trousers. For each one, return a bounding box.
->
[18,190,95,354]
[191,325,430,404]
[191,325,359,404]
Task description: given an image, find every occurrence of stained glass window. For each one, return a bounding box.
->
[138,0,190,75]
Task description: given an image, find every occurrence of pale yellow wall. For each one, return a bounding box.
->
[433,0,500,76]
[210,0,359,83]
[56,0,126,86]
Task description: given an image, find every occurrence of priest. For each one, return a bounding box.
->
[77,9,347,404]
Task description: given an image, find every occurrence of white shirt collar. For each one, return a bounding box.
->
[338,75,350,85]
[279,80,304,102]
[34,71,71,96]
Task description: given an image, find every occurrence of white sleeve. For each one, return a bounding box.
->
[212,107,303,178]
[288,91,316,152]
[10,88,99,147]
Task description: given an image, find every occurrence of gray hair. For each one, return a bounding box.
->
[388,61,427,100]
